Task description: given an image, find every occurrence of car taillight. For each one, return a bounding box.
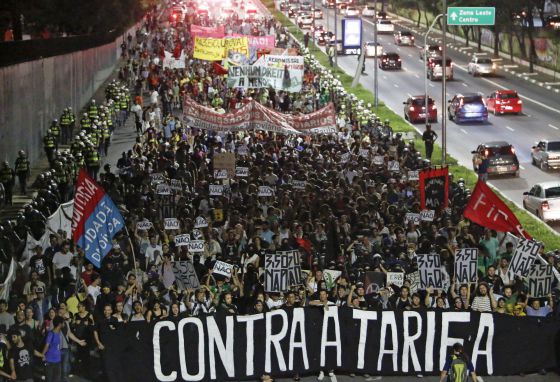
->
[431,104,437,110]
[411,36,415,40]
[495,100,501,104]
[398,58,401,61]
[542,200,550,210]
[409,106,415,112]
[484,149,489,157]
[511,147,515,154]
[517,100,522,104]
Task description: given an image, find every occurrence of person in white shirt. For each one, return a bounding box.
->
[144,236,162,267]
[88,276,102,305]
[52,241,73,273]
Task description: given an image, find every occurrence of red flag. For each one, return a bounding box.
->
[464,179,531,239]
[212,62,228,75]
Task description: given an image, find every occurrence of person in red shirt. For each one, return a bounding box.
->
[80,262,99,286]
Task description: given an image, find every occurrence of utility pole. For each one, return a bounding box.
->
[351,17,365,88]
[334,2,338,66]
[424,14,444,134]
[441,0,447,165]
[373,0,378,107]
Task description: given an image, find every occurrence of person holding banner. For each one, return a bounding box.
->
[526,295,554,317]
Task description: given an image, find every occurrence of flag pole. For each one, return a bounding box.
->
[124,226,139,275]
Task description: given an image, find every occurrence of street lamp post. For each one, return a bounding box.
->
[424,14,444,133]
[441,0,447,165]
[334,2,338,66]
[373,0,378,107]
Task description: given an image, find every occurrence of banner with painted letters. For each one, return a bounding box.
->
[136,220,153,230]
[416,253,444,289]
[387,272,405,287]
[171,261,200,290]
[164,218,180,230]
[419,167,449,210]
[213,260,234,278]
[526,264,553,297]
[264,251,303,292]
[104,309,560,381]
[454,248,478,284]
[508,238,541,277]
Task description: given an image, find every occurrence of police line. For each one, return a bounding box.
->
[100,308,560,381]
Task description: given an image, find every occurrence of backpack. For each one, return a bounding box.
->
[448,355,468,382]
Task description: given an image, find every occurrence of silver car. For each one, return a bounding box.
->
[523,181,560,222]
[531,140,560,170]
[467,56,496,76]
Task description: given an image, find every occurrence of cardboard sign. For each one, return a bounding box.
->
[235,167,249,177]
[373,156,385,165]
[388,160,400,172]
[420,209,435,222]
[408,170,419,181]
[341,152,351,163]
[387,272,405,287]
[454,248,478,284]
[264,251,303,292]
[136,220,153,230]
[156,183,172,195]
[406,271,421,293]
[164,218,180,230]
[172,261,200,290]
[175,234,191,246]
[258,186,274,197]
[508,238,541,277]
[416,253,443,289]
[213,152,236,178]
[359,149,370,158]
[292,180,306,190]
[150,173,165,183]
[170,179,182,191]
[209,184,224,196]
[194,216,208,228]
[187,240,205,253]
[404,213,421,225]
[526,264,553,297]
[191,229,204,240]
[213,260,234,277]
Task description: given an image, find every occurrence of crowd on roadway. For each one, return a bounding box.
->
[0,1,559,382]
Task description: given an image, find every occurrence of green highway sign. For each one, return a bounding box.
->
[447,7,495,26]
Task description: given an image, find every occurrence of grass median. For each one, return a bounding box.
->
[262,0,560,249]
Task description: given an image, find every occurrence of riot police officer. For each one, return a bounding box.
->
[0,161,15,205]
[14,150,30,194]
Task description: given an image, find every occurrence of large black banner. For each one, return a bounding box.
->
[105,308,560,381]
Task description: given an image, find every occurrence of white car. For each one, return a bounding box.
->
[297,13,314,28]
[531,140,560,170]
[467,56,496,76]
[362,5,375,17]
[376,19,394,33]
[344,6,360,17]
[365,41,383,57]
[313,8,323,19]
[523,181,560,222]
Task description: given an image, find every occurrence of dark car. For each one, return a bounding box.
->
[403,96,437,123]
[280,1,289,11]
[378,52,401,70]
[419,44,442,60]
[448,93,488,124]
[288,5,300,17]
[300,1,312,11]
[472,142,520,177]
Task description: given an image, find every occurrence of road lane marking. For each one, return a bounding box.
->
[414,73,420,78]
[452,64,560,115]
[460,128,468,134]
[505,126,514,131]
[394,84,399,88]
[503,64,519,68]
[429,83,435,87]
[549,124,559,130]
[522,72,538,76]
[520,165,526,170]
[462,83,468,87]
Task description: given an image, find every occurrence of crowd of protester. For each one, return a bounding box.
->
[0,1,559,381]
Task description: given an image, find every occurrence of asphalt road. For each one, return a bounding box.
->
[280,4,560,233]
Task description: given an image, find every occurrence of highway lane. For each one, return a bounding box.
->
[303,7,560,231]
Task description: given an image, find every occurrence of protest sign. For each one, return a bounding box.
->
[264,251,303,292]
[387,272,405,287]
[292,180,306,190]
[193,36,249,61]
[364,271,386,294]
[136,220,152,230]
[209,184,224,196]
[508,238,541,277]
[341,152,351,163]
[419,167,449,210]
[228,65,298,92]
[213,260,234,277]
[252,55,304,92]
[187,240,205,253]
[373,156,385,165]
[191,229,203,240]
[406,271,421,292]
[156,183,171,195]
[404,213,420,225]
[359,149,369,158]
[526,264,553,297]
[174,234,191,246]
[408,170,419,181]
[416,253,443,289]
[258,186,274,197]
[323,269,342,289]
[213,169,229,179]
[172,261,200,290]
[194,216,208,228]
[163,51,186,69]
[235,167,249,177]
[454,248,478,284]
[213,152,236,178]
[388,160,400,172]
[164,218,180,230]
[169,179,182,191]
[420,209,435,222]
[150,173,165,183]
[237,145,249,156]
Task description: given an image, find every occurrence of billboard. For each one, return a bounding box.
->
[342,18,362,55]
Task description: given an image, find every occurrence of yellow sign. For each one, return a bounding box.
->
[193,36,249,61]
